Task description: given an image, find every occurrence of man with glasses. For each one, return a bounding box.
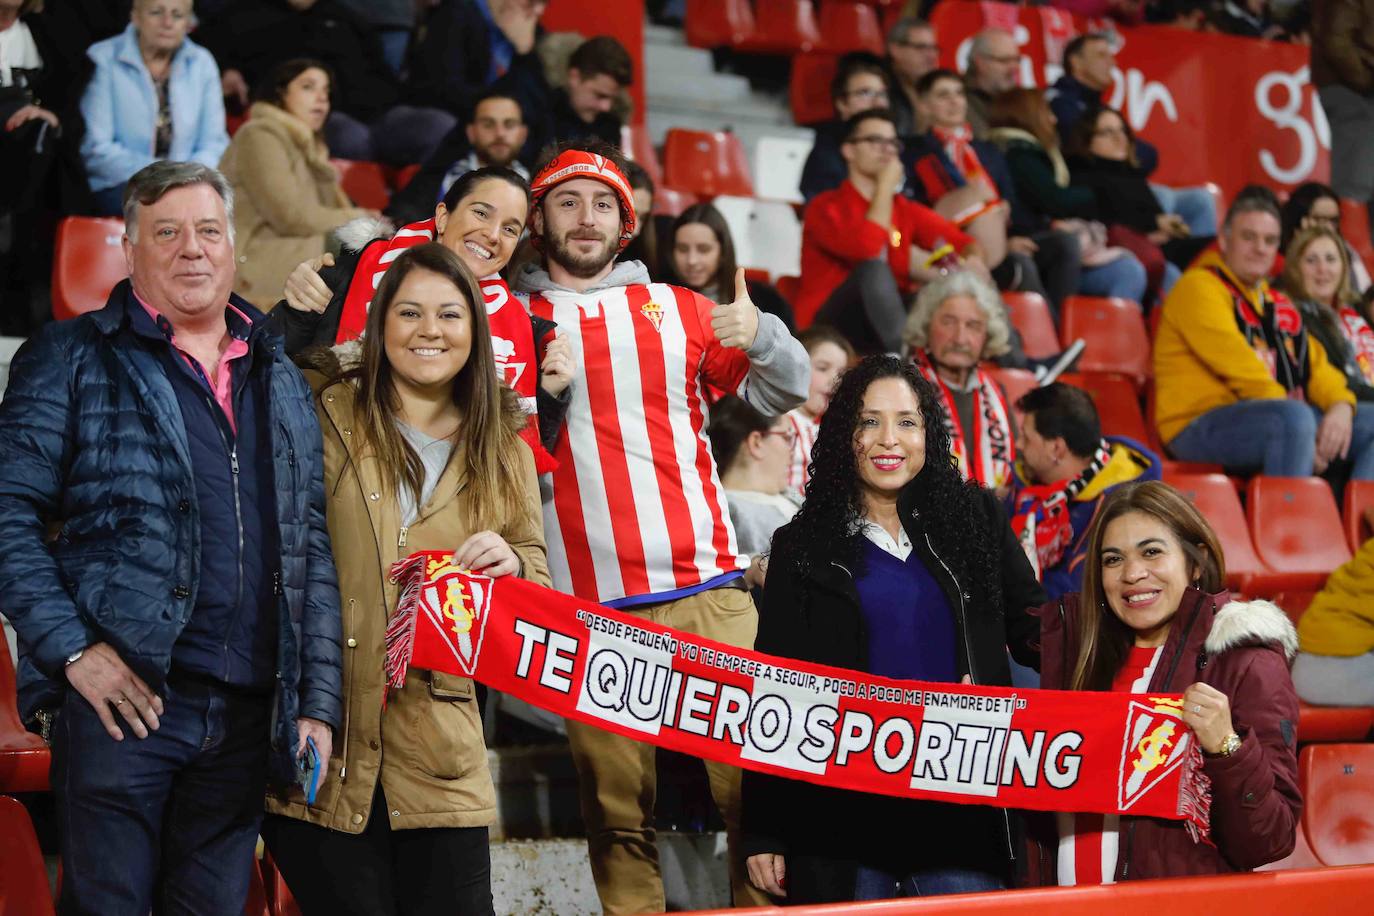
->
[886,17,941,136]
[800,52,893,203]
[796,108,986,354]
[962,27,1021,136]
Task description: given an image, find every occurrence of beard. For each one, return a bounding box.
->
[477,141,517,168]
[546,226,618,279]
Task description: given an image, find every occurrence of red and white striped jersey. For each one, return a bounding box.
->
[784,407,820,492]
[524,281,751,606]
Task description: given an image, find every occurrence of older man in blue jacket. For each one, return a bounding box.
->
[0,160,342,915]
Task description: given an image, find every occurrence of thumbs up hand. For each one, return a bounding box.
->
[710,268,761,351]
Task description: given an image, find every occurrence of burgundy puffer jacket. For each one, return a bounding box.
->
[1026,588,1302,883]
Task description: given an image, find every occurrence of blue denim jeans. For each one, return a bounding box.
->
[1168,399,1374,479]
[1152,184,1219,237]
[51,676,272,915]
[853,864,1005,899]
[326,106,458,166]
[1079,253,1148,303]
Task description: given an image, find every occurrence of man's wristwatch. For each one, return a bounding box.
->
[64,649,84,667]
[1209,732,1242,758]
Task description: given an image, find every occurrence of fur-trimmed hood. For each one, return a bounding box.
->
[1204,598,1299,661]
[334,215,397,254]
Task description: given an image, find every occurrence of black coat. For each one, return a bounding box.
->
[406,0,546,119]
[1067,154,1163,235]
[198,0,400,120]
[739,484,1045,898]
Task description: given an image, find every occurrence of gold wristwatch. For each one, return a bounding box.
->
[1210,732,1242,758]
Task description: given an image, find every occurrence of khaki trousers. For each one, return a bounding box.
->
[565,584,772,914]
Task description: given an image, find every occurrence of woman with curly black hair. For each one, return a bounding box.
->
[740,355,1045,904]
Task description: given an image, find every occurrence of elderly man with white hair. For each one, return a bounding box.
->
[904,270,1018,492]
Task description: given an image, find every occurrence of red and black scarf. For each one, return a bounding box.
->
[1009,441,1112,578]
[1209,266,1309,396]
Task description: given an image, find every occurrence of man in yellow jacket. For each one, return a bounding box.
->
[1154,186,1374,478]
[1293,510,1374,707]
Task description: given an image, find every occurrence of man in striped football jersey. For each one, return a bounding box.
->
[513,140,809,913]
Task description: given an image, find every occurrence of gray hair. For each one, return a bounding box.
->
[903,270,1012,358]
[887,16,931,47]
[123,160,235,243]
[1222,188,1282,234]
[969,27,1015,60]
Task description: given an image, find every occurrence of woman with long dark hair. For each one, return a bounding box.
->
[741,355,1045,903]
[262,242,549,914]
[1032,480,1299,884]
[667,202,795,330]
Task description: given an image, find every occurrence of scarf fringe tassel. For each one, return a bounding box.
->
[1179,742,1215,846]
[383,553,428,702]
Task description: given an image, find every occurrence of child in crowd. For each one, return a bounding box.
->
[785,326,856,491]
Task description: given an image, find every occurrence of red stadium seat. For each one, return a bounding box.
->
[817,1,885,55]
[1298,703,1374,744]
[51,216,128,321]
[776,274,800,304]
[684,0,755,48]
[790,52,839,125]
[735,0,822,55]
[662,129,754,198]
[245,857,269,916]
[260,850,301,916]
[1159,460,1224,475]
[1162,472,1270,595]
[1059,372,1150,445]
[990,367,1038,423]
[1002,291,1060,360]
[1246,476,1352,592]
[1269,590,1316,626]
[620,124,663,187]
[0,795,53,916]
[651,187,699,218]
[331,159,390,211]
[1255,818,1323,872]
[1301,743,1374,865]
[1060,295,1151,388]
[388,163,421,193]
[1343,480,1374,553]
[1341,198,1374,277]
[744,267,772,285]
[0,625,48,794]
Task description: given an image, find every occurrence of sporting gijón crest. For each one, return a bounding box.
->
[419,558,494,676]
[1118,698,1191,810]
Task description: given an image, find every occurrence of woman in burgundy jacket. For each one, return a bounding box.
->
[1029,480,1301,884]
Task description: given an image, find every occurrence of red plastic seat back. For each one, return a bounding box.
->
[1059,371,1150,445]
[1247,476,1352,584]
[790,52,839,126]
[1343,479,1374,553]
[1164,472,1267,592]
[1301,743,1374,866]
[51,216,128,321]
[332,159,390,211]
[662,129,754,198]
[737,0,821,54]
[685,0,755,48]
[0,795,54,916]
[651,187,699,219]
[776,274,800,305]
[1060,295,1151,387]
[1002,291,1060,360]
[817,1,884,55]
[620,124,663,187]
[989,367,1038,427]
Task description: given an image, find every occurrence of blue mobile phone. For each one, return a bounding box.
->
[296,735,321,805]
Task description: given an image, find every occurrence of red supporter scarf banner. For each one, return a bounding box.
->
[385,551,1211,839]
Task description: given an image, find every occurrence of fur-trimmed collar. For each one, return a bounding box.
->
[1204,599,1298,661]
[334,215,396,254]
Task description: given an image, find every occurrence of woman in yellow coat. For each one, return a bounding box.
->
[219,58,369,309]
[1293,508,1374,707]
[261,242,548,915]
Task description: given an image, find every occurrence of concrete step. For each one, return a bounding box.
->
[491,833,730,914]
[647,67,753,103]
[644,21,689,49]
[488,743,581,841]
[642,42,716,80]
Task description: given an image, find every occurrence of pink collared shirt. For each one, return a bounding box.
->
[135,293,252,433]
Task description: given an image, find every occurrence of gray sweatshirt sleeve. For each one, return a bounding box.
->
[737,311,810,417]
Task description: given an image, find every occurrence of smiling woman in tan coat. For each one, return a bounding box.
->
[218,58,368,309]
[261,243,548,915]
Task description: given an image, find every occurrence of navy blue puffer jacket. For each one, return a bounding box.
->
[0,281,342,783]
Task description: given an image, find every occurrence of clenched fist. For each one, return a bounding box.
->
[540,332,574,397]
[710,268,761,350]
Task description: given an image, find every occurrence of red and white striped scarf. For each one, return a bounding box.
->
[914,351,1015,490]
